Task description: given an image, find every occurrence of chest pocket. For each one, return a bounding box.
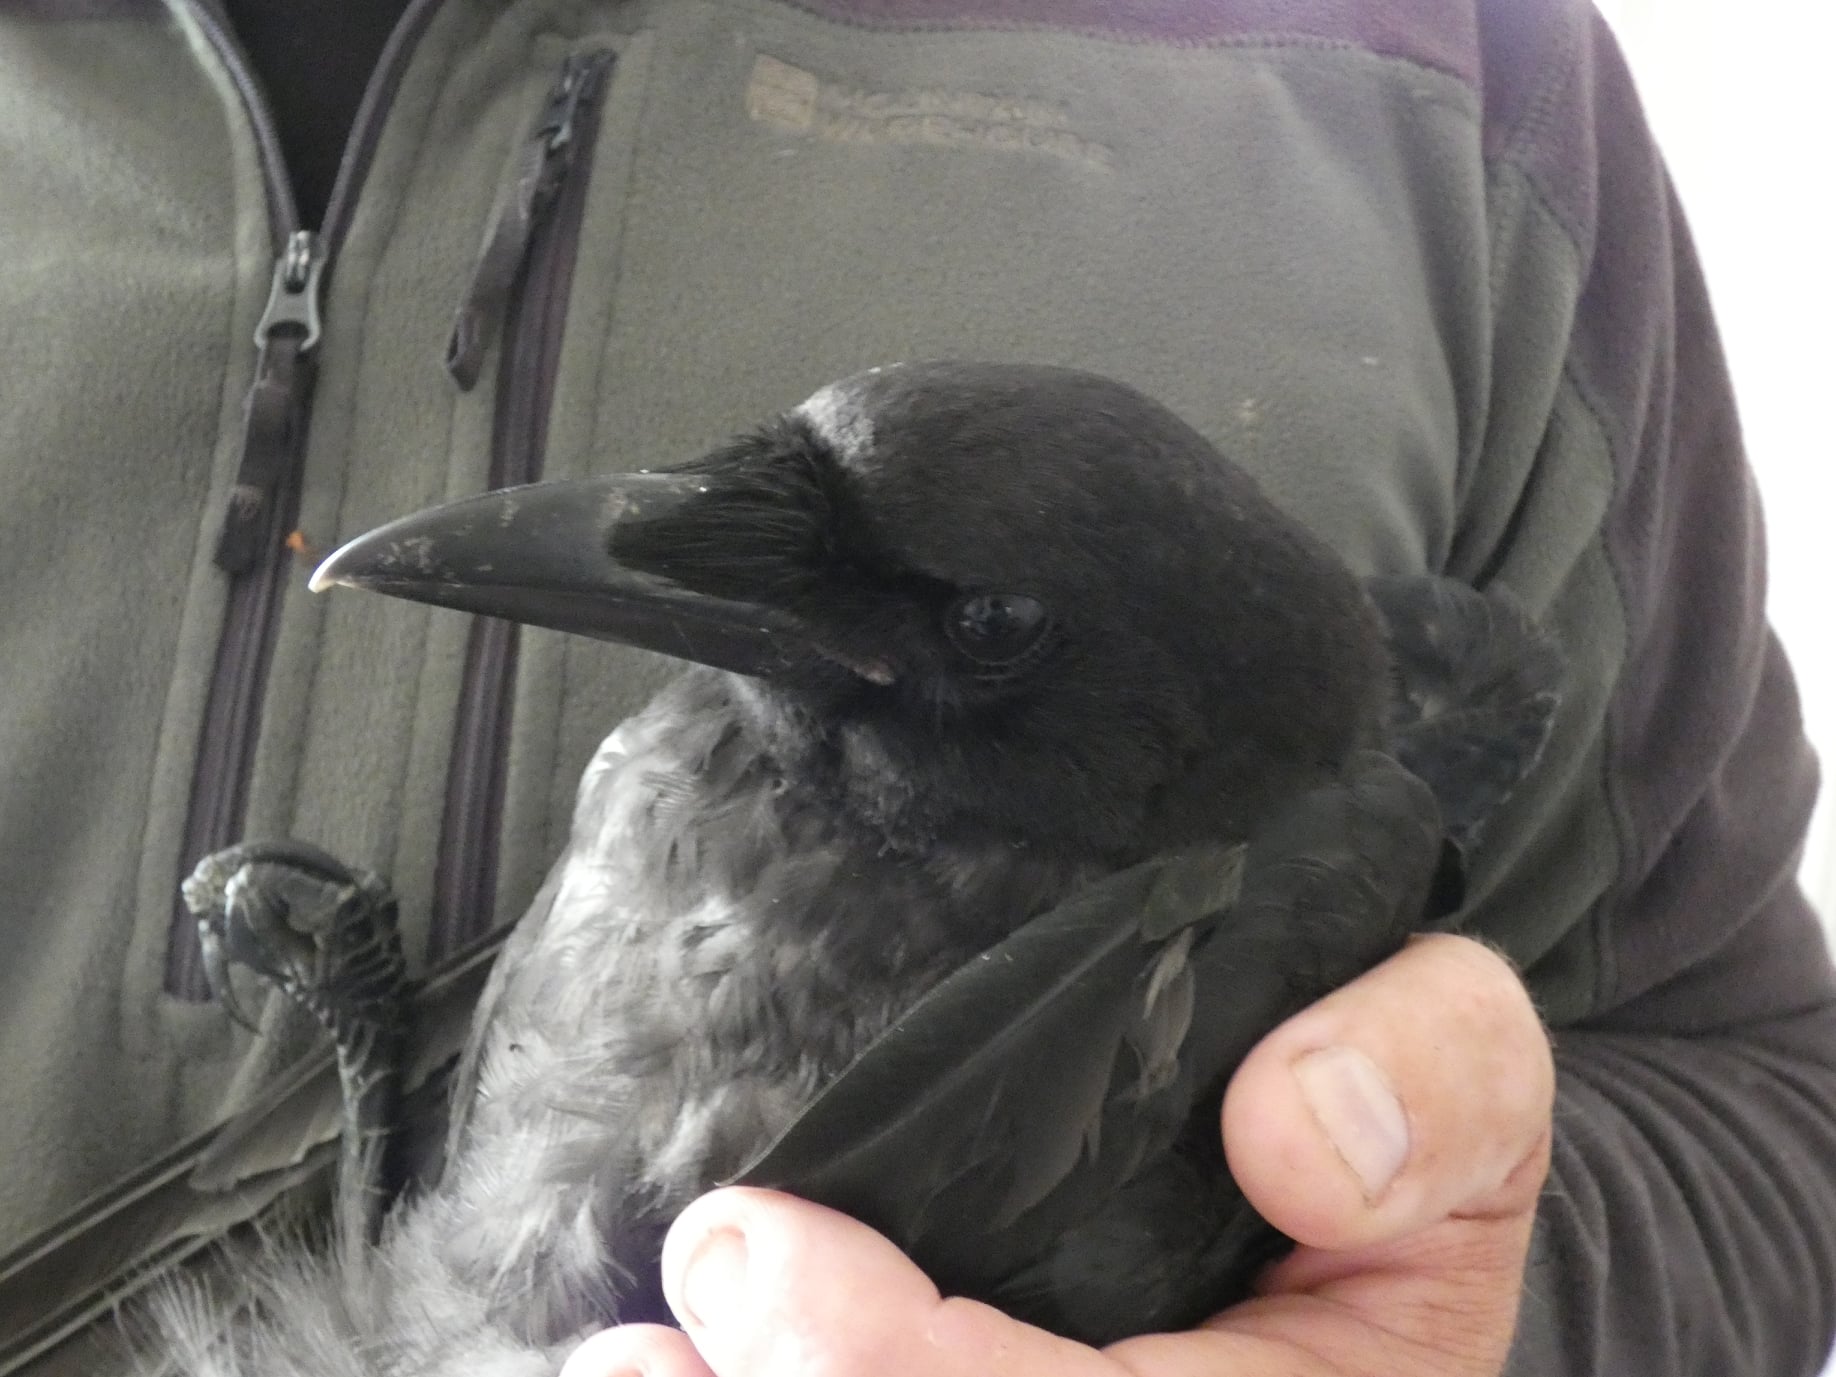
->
[428,46,618,962]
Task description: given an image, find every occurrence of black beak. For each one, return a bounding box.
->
[310,474,866,682]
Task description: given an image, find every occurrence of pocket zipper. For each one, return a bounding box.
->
[428,49,616,961]
[167,0,448,998]
[445,51,615,390]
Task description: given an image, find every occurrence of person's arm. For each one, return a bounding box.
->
[1461,5,1836,1369]
[1520,995,1836,1371]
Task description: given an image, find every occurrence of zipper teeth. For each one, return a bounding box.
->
[432,622,518,958]
[166,402,312,997]
[182,0,446,257]
[164,0,450,997]
[178,0,299,243]
[429,49,616,960]
[164,1,304,999]
[319,0,448,251]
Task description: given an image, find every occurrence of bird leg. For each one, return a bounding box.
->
[182,840,407,1249]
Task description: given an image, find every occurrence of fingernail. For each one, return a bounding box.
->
[678,1227,749,1329]
[1294,1045,1409,1199]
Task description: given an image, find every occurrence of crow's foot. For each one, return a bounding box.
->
[183,839,408,1242]
[184,840,403,1038]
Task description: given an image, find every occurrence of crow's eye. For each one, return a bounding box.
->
[945,592,1051,668]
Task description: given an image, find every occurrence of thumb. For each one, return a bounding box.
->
[660,1188,1109,1377]
[1221,933,1553,1261]
[661,1188,944,1376]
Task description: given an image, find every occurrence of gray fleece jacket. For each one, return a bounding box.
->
[0,0,1832,1371]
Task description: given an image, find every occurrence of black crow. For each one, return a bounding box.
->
[160,362,1560,1374]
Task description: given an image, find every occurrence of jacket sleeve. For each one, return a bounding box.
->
[1449,3,1836,1371]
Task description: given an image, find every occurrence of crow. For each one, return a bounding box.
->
[159,362,1561,1375]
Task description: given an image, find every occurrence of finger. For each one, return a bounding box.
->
[560,1324,712,1377]
[662,1187,941,1377]
[1221,933,1553,1254]
[659,1184,1527,1377]
[661,1188,1124,1377]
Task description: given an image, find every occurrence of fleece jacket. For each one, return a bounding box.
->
[0,0,1831,1370]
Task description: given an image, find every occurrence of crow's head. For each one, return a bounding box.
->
[314,363,1388,858]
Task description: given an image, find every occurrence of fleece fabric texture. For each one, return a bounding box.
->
[0,0,1831,1371]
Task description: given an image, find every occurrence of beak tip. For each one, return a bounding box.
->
[308,545,362,593]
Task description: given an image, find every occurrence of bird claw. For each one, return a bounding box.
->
[182,840,404,1046]
[197,916,261,1033]
[183,840,411,1243]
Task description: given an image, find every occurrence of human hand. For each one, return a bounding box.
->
[561,934,1553,1377]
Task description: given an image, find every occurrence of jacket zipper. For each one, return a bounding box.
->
[428,50,615,961]
[166,0,450,998]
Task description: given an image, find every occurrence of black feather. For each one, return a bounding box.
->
[138,363,1567,1373]
[738,751,1444,1343]
[1365,575,1564,848]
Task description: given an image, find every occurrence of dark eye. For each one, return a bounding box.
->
[945,592,1051,668]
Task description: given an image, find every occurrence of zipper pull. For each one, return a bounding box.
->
[215,230,326,574]
[256,229,326,352]
[446,50,612,390]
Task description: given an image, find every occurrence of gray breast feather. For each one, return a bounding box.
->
[151,670,1092,1377]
